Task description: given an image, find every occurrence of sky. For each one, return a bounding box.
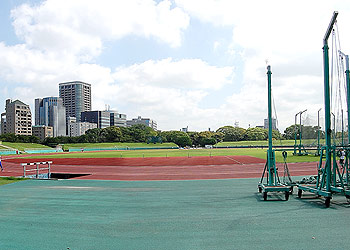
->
[0,0,350,132]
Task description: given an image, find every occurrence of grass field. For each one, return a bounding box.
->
[0,177,26,186]
[23,148,320,163]
[62,142,178,150]
[1,142,51,151]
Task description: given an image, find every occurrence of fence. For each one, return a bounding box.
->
[68,147,179,152]
[24,148,63,154]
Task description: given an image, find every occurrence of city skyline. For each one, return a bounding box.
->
[0,1,350,132]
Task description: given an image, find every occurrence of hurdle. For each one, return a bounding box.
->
[22,161,52,179]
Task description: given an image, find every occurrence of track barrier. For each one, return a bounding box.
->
[22,161,52,179]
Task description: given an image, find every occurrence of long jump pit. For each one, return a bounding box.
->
[2,155,318,181]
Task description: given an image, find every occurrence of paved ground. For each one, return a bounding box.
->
[1,156,318,180]
[0,178,349,250]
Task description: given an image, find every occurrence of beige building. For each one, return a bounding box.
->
[32,125,53,141]
[1,99,32,135]
[69,121,97,137]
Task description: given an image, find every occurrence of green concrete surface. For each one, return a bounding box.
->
[0,178,349,250]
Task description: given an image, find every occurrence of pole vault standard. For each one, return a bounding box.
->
[297,11,350,207]
[258,65,291,201]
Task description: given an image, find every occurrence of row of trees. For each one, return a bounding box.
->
[1,124,326,148]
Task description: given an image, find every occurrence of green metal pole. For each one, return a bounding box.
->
[267,65,274,185]
[323,11,338,192]
[323,42,332,192]
[317,108,321,155]
[299,112,302,154]
[342,109,344,146]
[345,55,350,145]
[294,113,299,155]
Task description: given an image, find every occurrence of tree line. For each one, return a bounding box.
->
[0,124,325,147]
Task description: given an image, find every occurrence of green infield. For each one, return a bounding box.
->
[23,148,320,163]
[62,142,178,150]
[1,142,52,151]
[0,177,26,186]
[1,178,350,250]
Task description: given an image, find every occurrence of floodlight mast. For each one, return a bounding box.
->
[323,11,338,192]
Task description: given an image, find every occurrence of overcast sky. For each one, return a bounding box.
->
[0,0,350,132]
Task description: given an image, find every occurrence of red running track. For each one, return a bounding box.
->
[1,156,319,181]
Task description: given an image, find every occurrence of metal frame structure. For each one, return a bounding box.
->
[293,109,308,155]
[258,65,291,201]
[297,11,350,207]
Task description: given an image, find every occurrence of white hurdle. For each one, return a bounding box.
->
[21,161,52,179]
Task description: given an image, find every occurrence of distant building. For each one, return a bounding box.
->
[264,118,277,130]
[1,99,32,135]
[59,81,91,122]
[109,111,127,127]
[32,125,53,141]
[255,125,264,129]
[35,97,66,137]
[81,111,110,129]
[127,116,157,130]
[180,126,188,132]
[69,121,97,137]
[234,121,239,128]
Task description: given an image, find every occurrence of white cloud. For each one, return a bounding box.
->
[175,0,350,131]
[113,58,234,90]
[11,0,190,60]
[3,0,350,132]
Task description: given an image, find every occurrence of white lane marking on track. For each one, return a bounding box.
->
[223,155,243,165]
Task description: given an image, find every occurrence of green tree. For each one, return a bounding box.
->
[244,127,268,141]
[162,131,192,147]
[216,126,246,141]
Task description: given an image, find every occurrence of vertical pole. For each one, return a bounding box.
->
[342,109,344,146]
[345,55,350,145]
[318,108,321,155]
[267,65,274,185]
[48,162,51,179]
[323,40,332,192]
[36,163,39,178]
[323,11,338,193]
[294,113,298,155]
[299,113,302,154]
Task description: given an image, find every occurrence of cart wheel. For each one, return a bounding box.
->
[258,187,262,193]
[346,196,350,204]
[285,191,289,201]
[325,197,331,208]
[298,189,302,198]
[289,187,293,194]
[263,192,267,201]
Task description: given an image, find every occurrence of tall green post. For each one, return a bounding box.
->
[344,55,350,145]
[323,11,338,193]
[267,65,274,185]
[317,108,322,155]
[258,65,291,201]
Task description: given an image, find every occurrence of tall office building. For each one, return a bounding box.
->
[35,97,66,137]
[264,118,277,130]
[1,99,32,135]
[59,81,91,122]
[81,111,110,129]
[109,111,127,127]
